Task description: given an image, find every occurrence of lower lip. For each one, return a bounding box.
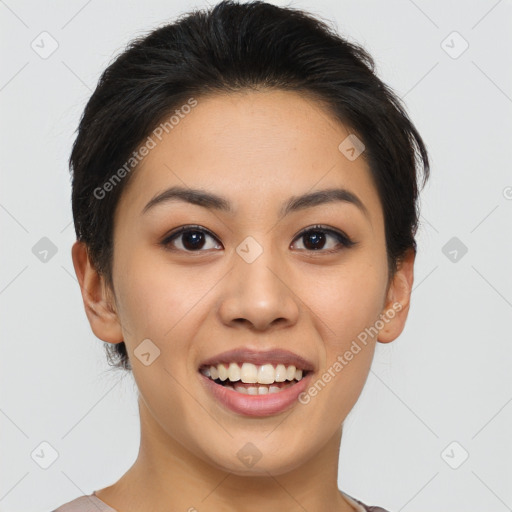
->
[199,372,312,417]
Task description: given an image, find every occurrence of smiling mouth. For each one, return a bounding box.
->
[199,362,309,395]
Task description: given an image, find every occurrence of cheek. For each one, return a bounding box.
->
[301,259,387,345]
[113,247,200,338]
[113,252,209,442]
[113,248,218,387]
[298,271,382,429]
[296,257,386,411]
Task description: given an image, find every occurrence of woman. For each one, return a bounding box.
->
[55,1,430,510]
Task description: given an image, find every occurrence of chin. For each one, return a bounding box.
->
[200,443,311,477]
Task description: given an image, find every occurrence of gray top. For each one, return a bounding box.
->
[51,490,391,512]
[52,494,117,511]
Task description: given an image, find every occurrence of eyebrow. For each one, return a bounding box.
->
[141,185,370,221]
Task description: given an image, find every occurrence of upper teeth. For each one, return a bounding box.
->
[201,362,304,384]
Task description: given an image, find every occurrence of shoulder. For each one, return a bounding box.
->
[51,494,117,512]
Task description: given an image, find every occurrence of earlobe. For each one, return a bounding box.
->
[71,240,124,344]
[377,248,415,344]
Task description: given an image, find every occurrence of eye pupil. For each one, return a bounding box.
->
[183,231,205,250]
[303,231,326,250]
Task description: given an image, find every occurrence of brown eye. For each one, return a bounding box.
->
[162,226,222,252]
[161,224,355,254]
[292,225,355,253]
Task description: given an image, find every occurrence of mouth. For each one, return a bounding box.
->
[199,362,310,395]
[197,347,315,416]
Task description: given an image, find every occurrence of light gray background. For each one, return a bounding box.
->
[1,1,511,511]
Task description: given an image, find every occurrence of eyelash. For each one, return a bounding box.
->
[161,224,356,254]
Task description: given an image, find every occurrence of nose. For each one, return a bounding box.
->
[217,243,300,332]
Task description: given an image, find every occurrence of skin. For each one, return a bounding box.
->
[72,89,414,512]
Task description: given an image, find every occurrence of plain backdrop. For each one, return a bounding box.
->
[1,1,511,511]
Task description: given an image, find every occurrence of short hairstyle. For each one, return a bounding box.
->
[70,0,430,371]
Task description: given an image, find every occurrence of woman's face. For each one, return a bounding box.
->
[79,89,413,476]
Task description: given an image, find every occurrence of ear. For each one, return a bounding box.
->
[377,248,415,344]
[71,240,124,344]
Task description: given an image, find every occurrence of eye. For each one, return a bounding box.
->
[161,224,356,254]
[291,224,356,253]
[161,225,222,252]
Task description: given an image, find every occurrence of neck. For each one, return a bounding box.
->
[95,397,355,512]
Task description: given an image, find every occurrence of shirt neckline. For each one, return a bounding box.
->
[91,492,119,511]
[91,489,367,512]
[340,490,368,512]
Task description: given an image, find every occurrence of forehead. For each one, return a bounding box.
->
[116,89,382,223]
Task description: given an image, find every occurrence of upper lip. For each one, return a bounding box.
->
[199,347,315,372]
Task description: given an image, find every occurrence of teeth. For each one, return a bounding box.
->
[240,362,258,383]
[203,362,307,385]
[275,364,287,382]
[286,365,296,381]
[257,364,275,384]
[232,383,295,394]
[228,362,241,382]
[217,363,229,381]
